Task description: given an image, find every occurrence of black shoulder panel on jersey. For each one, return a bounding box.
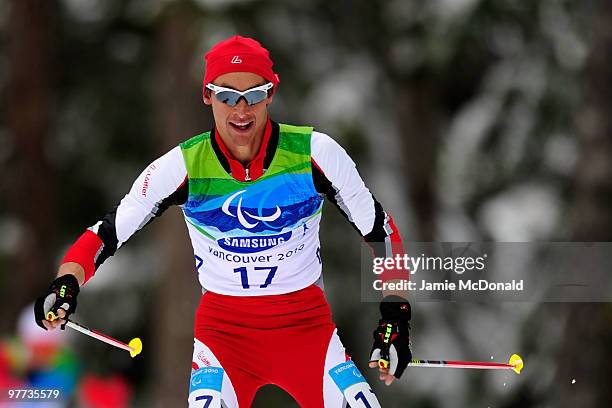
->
[311,161,362,235]
[164,175,189,207]
[363,197,387,243]
[312,160,389,247]
[94,205,119,269]
[363,197,390,258]
[264,121,280,170]
[312,160,334,198]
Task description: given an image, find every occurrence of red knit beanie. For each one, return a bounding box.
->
[203,36,279,95]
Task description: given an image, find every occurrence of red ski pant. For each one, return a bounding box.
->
[189,285,380,407]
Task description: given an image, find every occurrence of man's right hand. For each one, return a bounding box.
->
[34,274,80,330]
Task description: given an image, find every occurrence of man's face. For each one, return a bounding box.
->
[203,72,273,149]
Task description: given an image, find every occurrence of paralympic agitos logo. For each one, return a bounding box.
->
[218,190,291,253]
[222,190,281,229]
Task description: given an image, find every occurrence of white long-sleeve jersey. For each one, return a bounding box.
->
[65,121,403,295]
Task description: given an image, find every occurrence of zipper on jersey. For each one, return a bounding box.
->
[244,166,251,181]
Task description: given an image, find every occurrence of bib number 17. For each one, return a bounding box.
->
[233,266,278,289]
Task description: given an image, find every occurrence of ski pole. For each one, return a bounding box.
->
[379,354,524,374]
[410,354,523,374]
[66,319,142,358]
[47,314,143,358]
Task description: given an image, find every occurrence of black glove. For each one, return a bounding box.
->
[34,274,80,330]
[370,295,412,379]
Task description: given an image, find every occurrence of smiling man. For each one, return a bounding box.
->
[34,36,412,407]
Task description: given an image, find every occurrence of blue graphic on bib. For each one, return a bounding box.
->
[189,367,224,393]
[185,173,323,235]
[328,361,366,392]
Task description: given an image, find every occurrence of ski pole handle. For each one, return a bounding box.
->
[378,322,393,369]
[46,310,59,321]
[378,349,390,369]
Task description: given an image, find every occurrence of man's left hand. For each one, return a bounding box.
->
[368,295,412,386]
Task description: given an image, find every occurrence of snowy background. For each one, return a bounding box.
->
[1,0,611,407]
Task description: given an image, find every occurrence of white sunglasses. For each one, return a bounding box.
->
[205,82,273,106]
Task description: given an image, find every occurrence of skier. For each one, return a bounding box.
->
[34,35,412,407]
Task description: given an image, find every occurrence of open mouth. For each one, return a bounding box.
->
[229,121,254,131]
